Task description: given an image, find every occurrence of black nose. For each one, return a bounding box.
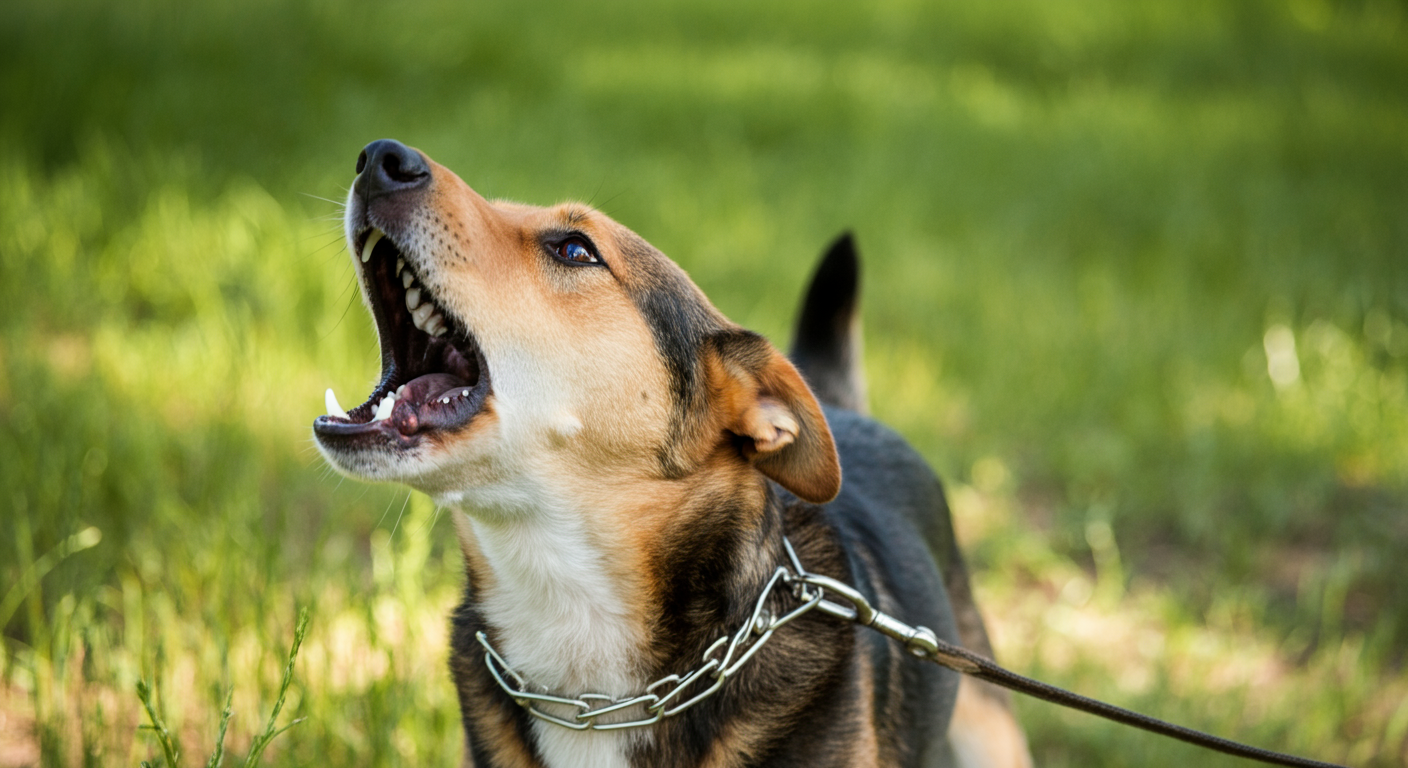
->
[354,139,430,199]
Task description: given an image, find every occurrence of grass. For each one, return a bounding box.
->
[1,0,1406,765]
[134,607,308,768]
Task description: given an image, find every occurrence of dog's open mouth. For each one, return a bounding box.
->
[313,228,490,445]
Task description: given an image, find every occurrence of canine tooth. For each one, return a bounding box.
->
[361,229,384,263]
[402,270,414,288]
[396,384,406,397]
[406,287,422,310]
[411,303,435,328]
[325,388,349,419]
[373,393,396,421]
[396,257,405,273]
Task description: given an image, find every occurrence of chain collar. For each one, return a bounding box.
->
[476,537,943,731]
[476,541,1348,768]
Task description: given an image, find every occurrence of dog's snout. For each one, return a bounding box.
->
[355,139,431,199]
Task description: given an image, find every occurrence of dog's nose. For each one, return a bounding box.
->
[355,139,430,199]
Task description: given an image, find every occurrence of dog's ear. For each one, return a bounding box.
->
[705,330,841,503]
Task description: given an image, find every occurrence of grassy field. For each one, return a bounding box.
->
[2,0,1406,765]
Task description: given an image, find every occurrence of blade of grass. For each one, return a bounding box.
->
[0,526,102,633]
[136,678,180,768]
[205,687,234,768]
[241,607,311,768]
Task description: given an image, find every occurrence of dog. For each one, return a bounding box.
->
[314,139,1032,768]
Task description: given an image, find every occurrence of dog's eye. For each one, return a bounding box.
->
[555,238,599,265]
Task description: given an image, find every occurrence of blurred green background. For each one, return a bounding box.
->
[2,0,1406,765]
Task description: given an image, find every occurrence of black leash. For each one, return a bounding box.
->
[783,541,1349,768]
[925,635,1344,768]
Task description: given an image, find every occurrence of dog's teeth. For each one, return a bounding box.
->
[396,257,405,273]
[431,324,448,337]
[411,303,435,328]
[463,389,469,397]
[423,313,444,335]
[373,393,396,421]
[396,384,406,397]
[402,270,414,289]
[361,230,384,263]
[406,287,422,310]
[325,388,349,419]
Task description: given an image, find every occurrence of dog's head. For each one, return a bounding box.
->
[314,140,840,515]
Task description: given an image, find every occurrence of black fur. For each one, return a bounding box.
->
[791,232,867,415]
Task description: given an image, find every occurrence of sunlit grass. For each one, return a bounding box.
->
[2,0,1406,765]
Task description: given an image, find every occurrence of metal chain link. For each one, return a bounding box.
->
[476,551,828,731]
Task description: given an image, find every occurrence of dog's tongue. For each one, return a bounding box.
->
[390,372,474,435]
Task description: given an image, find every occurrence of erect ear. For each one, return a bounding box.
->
[705,331,841,504]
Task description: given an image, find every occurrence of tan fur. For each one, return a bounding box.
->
[698,718,771,768]
[702,340,841,503]
[948,678,1033,768]
[849,648,881,768]
[856,547,905,768]
[452,511,497,594]
[459,691,539,768]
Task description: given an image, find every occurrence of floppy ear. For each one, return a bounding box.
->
[705,331,842,503]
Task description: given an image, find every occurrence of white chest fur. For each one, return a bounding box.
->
[466,508,648,768]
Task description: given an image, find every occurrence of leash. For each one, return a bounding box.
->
[476,538,1348,767]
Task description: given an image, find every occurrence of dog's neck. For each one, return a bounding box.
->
[453,471,782,695]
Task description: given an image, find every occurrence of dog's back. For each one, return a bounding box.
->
[791,235,1032,768]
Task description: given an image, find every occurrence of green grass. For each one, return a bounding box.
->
[2,0,1406,765]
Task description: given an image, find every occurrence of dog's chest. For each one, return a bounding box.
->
[469,511,648,768]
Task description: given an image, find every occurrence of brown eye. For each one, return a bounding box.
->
[556,238,599,264]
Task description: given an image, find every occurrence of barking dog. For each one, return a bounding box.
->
[315,140,1031,768]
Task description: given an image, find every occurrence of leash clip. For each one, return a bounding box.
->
[781,539,945,661]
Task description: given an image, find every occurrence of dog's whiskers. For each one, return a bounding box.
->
[317,270,362,342]
[386,491,413,566]
[300,192,348,208]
